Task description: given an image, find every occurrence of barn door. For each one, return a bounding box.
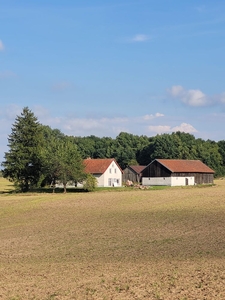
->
[185,178,188,185]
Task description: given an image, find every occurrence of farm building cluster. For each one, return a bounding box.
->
[83,158,214,187]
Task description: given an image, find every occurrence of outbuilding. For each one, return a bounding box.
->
[142,159,215,186]
[122,165,146,184]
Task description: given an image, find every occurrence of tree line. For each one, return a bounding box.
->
[1,107,225,191]
[73,130,225,177]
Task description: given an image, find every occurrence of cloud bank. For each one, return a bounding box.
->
[147,123,197,135]
[0,105,199,163]
[168,85,225,107]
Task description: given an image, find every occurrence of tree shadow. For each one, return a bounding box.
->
[0,186,88,194]
[31,187,88,193]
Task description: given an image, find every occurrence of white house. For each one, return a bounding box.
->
[83,158,123,187]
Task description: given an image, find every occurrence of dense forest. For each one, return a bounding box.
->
[72,131,225,177]
[1,108,225,191]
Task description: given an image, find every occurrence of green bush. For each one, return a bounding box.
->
[83,174,97,192]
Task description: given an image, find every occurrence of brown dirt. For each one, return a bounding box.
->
[1,179,225,299]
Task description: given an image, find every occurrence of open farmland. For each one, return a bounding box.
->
[1,179,225,299]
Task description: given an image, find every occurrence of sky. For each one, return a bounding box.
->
[1,0,225,163]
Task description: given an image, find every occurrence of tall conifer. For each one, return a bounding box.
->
[1,107,43,191]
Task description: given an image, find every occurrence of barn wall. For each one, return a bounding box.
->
[142,160,171,177]
[171,177,194,186]
[172,173,214,184]
[142,177,171,186]
[142,176,195,186]
[122,168,139,183]
[142,160,214,185]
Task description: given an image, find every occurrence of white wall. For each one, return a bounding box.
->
[171,177,194,186]
[103,161,122,187]
[142,176,195,186]
[95,174,104,187]
[142,177,171,186]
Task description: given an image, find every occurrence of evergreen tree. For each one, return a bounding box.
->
[1,107,43,191]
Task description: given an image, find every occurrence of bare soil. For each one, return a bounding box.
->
[1,179,225,299]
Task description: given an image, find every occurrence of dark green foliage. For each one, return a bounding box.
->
[218,140,225,175]
[83,173,97,192]
[41,129,86,193]
[73,135,115,159]
[54,139,86,193]
[106,132,150,169]
[197,139,223,177]
[72,131,225,176]
[73,132,150,170]
[1,107,44,191]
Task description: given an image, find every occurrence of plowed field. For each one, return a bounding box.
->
[1,179,225,299]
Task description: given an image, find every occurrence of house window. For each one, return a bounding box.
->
[108,178,112,186]
[109,168,112,173]
[114,168,117,173]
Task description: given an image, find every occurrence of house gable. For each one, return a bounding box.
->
[83,158,122,187]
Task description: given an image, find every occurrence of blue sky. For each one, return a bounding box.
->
[1,0,225,163]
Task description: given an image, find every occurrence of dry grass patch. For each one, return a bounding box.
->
[0,179,225,299]
[0,177,15,193]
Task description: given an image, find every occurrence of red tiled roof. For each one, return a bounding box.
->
[128,165,146,174]
[156,159,215,173]
[84,158,122,174]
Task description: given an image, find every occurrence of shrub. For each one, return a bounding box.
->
[83,174,97,192]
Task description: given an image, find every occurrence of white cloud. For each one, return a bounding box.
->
[155,112,164,117]
[0,40,4,51]
[34,109,165,137]
[169,85,225,107]
[62,116,129,136]
[220,93,225,104]
[147,123,197,135]
[130,34,150,42]
[172,123,197,133]
[142,113,164,121]
[168,85,209,106]
[147,125,171,134]
[169,85,184,97]
[0,104,197,163]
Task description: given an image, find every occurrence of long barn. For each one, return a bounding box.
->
[142,159,215,186]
